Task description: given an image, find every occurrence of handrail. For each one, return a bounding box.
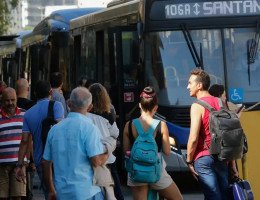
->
[244,102,260,112]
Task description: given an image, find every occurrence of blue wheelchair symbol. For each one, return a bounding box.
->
[229,88,243,103]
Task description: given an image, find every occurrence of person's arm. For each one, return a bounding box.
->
[90,153,109,167]
[27,135,36,170]
[123,121,131,154]
[53,101,64,122]
[161,121,171,156]
[231,160,239,178]
[186,103,202,179]
[15,132,30,183]
[42,129,56,200]
[108,122,119,139]
[42,159,56,200]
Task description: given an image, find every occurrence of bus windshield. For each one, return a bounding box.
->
[145,28,260,106]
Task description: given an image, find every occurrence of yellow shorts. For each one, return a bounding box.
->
[0,164,26,198]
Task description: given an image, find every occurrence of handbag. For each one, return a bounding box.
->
[231,177,254,200]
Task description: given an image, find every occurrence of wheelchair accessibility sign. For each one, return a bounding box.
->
[229,88,243,103]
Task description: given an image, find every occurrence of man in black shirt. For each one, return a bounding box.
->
[15,78,35,200]
[16,79,35,110]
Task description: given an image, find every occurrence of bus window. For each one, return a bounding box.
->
[122,32,139,89]
[146,29,225,106]
[80,30,96,81]
[224,28,260,103]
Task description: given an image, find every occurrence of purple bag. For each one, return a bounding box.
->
[232,178,254,200]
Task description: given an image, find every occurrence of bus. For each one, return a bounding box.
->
[0,8,102,98]
[20,8,101,99]
[0,35,17,87]
[70,0,260,172]
[0,31,32,87]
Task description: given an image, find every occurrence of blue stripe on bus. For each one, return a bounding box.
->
[166,121,190,146]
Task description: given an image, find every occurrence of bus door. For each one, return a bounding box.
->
[108,27,142,131]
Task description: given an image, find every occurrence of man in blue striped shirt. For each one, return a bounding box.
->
[0,87,27,199]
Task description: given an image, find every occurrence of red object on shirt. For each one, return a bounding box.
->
[194,96,220,161]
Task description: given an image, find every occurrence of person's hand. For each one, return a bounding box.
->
[48,191,56,200]
[14,166,26,184]
[28,162,36,172]
[187,163,199,181]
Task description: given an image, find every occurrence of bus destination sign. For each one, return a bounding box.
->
[165,0,260,19]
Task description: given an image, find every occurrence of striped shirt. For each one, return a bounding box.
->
[0,107,26,164]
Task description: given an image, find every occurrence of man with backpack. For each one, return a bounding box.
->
[15,80,64,199]
[186,68,244,200]
[50,72,68,117]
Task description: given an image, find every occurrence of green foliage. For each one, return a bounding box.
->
[0,0,19,35]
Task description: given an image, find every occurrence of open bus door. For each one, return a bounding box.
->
[108,27,144,172]
[108,27,143,130]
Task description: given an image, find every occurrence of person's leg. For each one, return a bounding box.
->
[26,170,34,200]
[108,162,124,200]
[214,159,229,200]
[131,185,149,200]
[36,165,48,199]
[9,165,26,200]
[0,165,9,200]
[194,156,222,200]
[150,162,183,200]
[158,182,183,200]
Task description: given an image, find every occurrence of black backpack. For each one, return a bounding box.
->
[196,98,247,161]
[41,100,56,151]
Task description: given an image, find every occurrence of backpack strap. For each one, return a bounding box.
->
[47,100,55,119]
[217,98,225,109]
[196,99,215,112]
[129,119,162,150]
[128,120,134,144]
[133,119,160,137]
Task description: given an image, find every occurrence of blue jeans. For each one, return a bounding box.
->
[194,155,228,200]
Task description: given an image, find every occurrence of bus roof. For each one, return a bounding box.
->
[34,7,102,33]
[22,8,102,47]
[70,0,140,32]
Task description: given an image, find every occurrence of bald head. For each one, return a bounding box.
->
[2,87,17,116]
[68,87,92,114]
[16,78,29,98]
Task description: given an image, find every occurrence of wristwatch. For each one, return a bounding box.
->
[186,160,194,165]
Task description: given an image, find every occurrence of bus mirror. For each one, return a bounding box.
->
[137,22,143,40]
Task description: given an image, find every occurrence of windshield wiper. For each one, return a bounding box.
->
[247,22,260,85]
[181,24,204,69]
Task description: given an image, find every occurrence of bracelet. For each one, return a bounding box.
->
[186,160,194,165]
